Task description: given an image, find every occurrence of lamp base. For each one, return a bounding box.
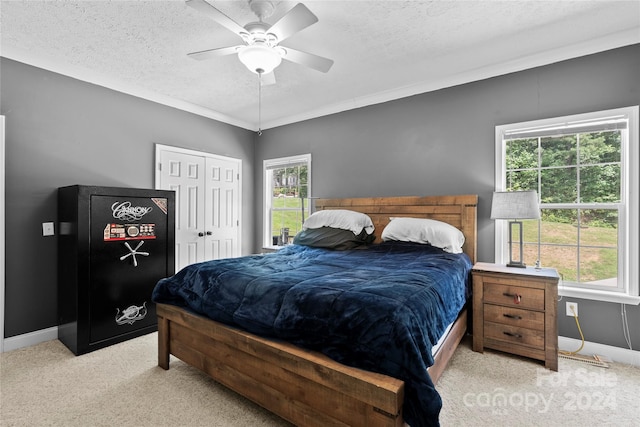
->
[507,262,527,268]
[507,221,527,269]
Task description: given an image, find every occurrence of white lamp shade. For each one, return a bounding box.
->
[238,44,282,74]
[491,190,540,220]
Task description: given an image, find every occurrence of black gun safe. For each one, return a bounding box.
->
[58,185,175,355]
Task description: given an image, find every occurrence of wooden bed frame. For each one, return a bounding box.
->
[157,194,477,426]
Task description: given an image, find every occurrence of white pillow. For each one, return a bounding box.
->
[381,217,465,254]
[303,209,374,235]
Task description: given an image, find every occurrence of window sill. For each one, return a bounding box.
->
[261,245,286,253]
[559,285,640,305]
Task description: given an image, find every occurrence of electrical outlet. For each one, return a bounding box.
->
[566,301,578,317]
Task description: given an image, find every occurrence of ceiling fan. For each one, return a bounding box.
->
[186,0,334,85]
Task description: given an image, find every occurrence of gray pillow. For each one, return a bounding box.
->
[293,227,375,250]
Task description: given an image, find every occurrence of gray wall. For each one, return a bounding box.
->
[2,44,639,351]
[255,44,640,351]
[1,58,255,338]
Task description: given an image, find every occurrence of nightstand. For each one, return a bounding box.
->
[472,262,559,371]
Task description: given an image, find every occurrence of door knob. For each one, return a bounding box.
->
[206,231,212,236]
[198,232,204,237]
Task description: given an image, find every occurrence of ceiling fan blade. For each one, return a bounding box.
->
[267,3,318,42]
[281,47,334,73]
[186,0,247,37]
[260,72,277,86]
[188,45,242,60]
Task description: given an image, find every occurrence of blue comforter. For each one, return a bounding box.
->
[152,241,471,427]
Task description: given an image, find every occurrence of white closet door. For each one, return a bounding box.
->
[156,144,241,272]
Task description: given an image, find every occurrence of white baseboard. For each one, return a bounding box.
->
[2,326,58,352]
[2,328,638,367]
[559,336,640,367]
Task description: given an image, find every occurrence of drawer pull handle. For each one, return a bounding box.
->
[503,331,523,338]
[503,313,523,320]
[503,292,522,304]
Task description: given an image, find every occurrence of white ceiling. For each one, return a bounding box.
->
[2,0,639,131]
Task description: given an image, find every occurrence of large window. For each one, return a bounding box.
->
[263,154,311,247]
[495,107,639,304]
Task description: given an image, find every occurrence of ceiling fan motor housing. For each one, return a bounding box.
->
[242,22,278,46]
[249,0,275,20]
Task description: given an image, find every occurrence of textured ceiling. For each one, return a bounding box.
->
[2,0,639,131]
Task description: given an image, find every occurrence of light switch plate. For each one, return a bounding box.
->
[42,222,55,236]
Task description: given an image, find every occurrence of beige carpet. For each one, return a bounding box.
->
[438,337,638,426]
[1,333,638,426]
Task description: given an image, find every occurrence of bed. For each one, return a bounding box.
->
[153,195,477,427]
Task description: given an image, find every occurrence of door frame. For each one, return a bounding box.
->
[154,143,243,259]
[1,116,5,352]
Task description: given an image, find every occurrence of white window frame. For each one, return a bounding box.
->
[263,154,311,248]
[495,106,639,305]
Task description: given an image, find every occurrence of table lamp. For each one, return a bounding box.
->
[491,190,540,268]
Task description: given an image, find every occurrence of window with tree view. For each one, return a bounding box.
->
[264,154,310,247]
[496,107,639,301]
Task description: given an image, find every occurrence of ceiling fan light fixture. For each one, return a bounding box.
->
[238,44,282,74]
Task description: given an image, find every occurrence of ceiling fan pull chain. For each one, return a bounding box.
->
[258,71,263,136]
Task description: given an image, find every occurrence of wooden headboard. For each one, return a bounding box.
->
[314,195,478,264]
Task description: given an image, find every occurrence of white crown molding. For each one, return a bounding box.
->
[2,29,639,133]
[0,46,255,131]
[262,28,640,130]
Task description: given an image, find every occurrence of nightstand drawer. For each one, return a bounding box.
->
[483,282,544,310]
[483,304,545,330]
[484,321,545,349]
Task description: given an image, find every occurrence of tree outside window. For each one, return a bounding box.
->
[264,155,311,247]
[505,131,620,286]
[496,106,639,303]
[270,165,309,243]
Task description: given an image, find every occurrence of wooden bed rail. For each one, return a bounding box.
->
[158,303,405,427]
